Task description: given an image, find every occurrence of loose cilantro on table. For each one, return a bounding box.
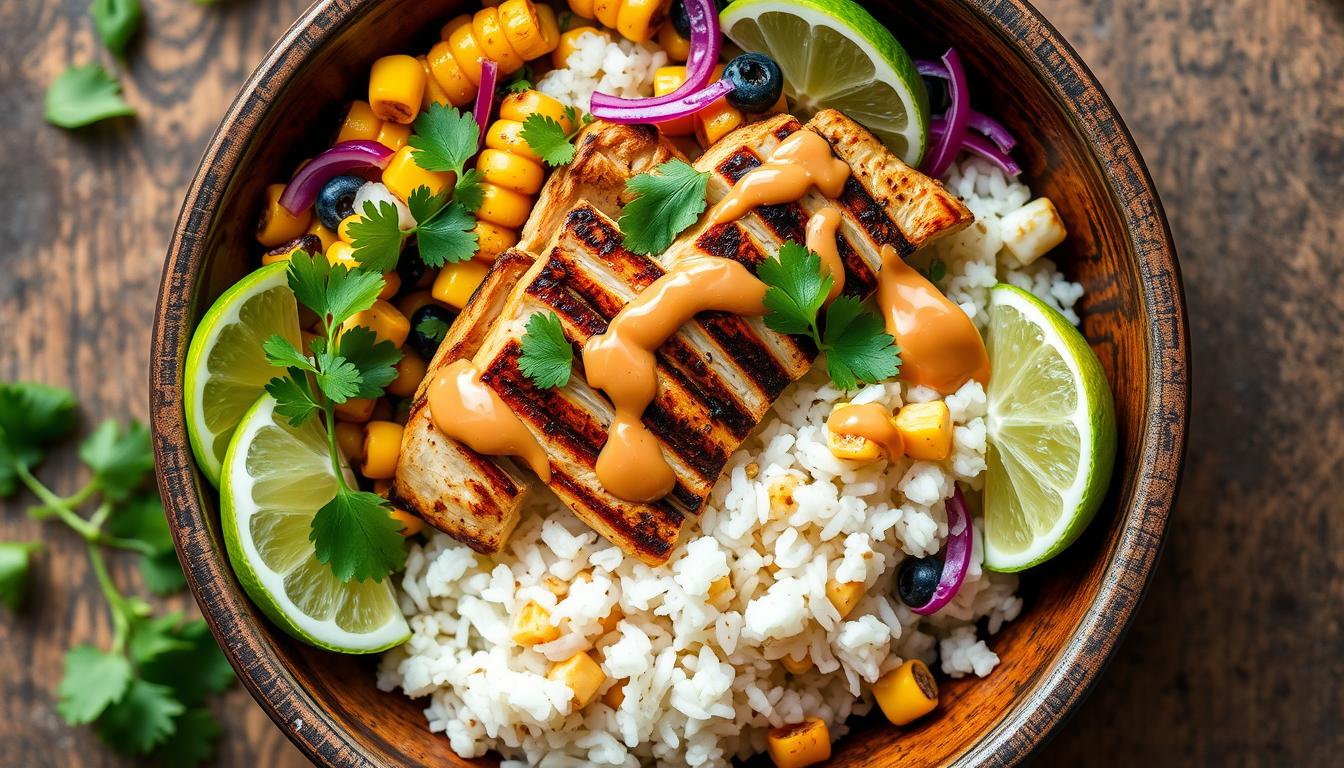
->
[262,252,408,583]
[520,106,591,167]
[618,159,710,256]
[43,64,136,129]
[0,381,234,764]
[91,0,142,57]
[518,311,574,389]
[759,242,903,390]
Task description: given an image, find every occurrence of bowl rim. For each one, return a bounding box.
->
[150,0,1189,765]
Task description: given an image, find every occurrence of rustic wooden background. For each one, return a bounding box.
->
[1,0,1339,765]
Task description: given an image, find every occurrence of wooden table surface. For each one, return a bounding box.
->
[1,0,1339,765]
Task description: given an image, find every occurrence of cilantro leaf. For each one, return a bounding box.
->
[140,619,235,706]
[139,549,188,595]
[128,612,192,665]
[265,373,319,426]
[521,114,577,166]
[347,201,407,273]
[453,169,485,213]
[314,353,362,404]
[417,201,479,267]
[409,102,478,175]
[310,488,407,582]
[407,185,449,225]
[337,327,402,399]
[263,334,316,373]
[323,261,385,326]
[518,312,573,389]
[94,679,184,755]
[759,241,830,337]
[284,250,332,319]
[0,541,41,611]
[152,707,222,767]
[91,0,142,56]
[44,64,135,129]
[416,316,449,345]
[105,492,174,553]
[57,644,133,725]
[0,382,78,474]
[78,420,154,501]
[822,296,902,390]
[619,159,709,255]
[507,79,533,93]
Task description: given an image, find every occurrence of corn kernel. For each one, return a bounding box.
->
[382,145,454,202]
[477,148,545,195]
[766,717,831,768]
[512,601,562,645]
[448,22,488,86]
[476,182,533,229]
[395,290,443,320]
[486,118,541,162]
[616,0,664,42]
[547,652,605,709]
[378,271,401,301]
[336,100,382,144]
[500,90,573,133]
[696,97,744,148]
[592,0,620,28]
[432,260,490,310]
[326,240,358,268]
[474,220,519,262]
[781,653,812,675]
[361,421,404,479]
[553,26,605,68]
[568,0,595,20]
[307,220,338,252]
[416,55,452,109]
[826,428,881,462]
[602,681,626,709]
[500,0,552,61]
[256,184,313,248]
[369,55,425,124]
[657,23,691,62]
[387,350,428,398]
[376,121,412,151]
[472,6,524,70]
[335,397,375,423]
[826,580,865,620]
[426,40,477,107]
[389,507,425,537]
[599,603,623,634]
[334,421,366,463]
[532,2,561,57]
[338,215,361,244]
[872,659,939,726]
[342,300,411,348]
[653,67,695,137]
[894,401,953,461]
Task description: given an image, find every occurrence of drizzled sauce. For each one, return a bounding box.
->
[805,206,844,302]
[876,245,990,394]
[426,359,551,481]
[583,257,767,502]
[706,131,851,226]
[826,403,904,460]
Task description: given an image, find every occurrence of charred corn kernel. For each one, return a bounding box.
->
[781,653,812,675]
[477,148,545,195]
[336,100,382,143]
[616,0,666,42]
[361,421,403,479]
[261,234,321,266]
[387,350,428,398]
[894,401,953,461]
[696,96,745,148]
[441,13,472,39]
[826,429,881,462]
[708,576,731,602]
[1000,197,1066,266]
[766,718,831,768]
[342,300,411,347]
[500,89,573,132]
[486,118,541,162]
[334,421,366,463]
[326,240,358,268]
[652,66,695,136]
[417,56,452,108]
[593,0,620,28]
[308,220,338,251]
[657,23,691,61]
[826,580,865,619]
[473,6,524,70]
[767,476,799,518]
[256,184,313,247]
[568,0,596,20]
[369,55,425,124]
[426,41,478,107]
[389,508,425,537]
[547,652,605,708]
[338,215,361,243]
[395,290,443,320]
[378,271,401,301]
[382,145,455,202]
[476,183,533,229]
[432,260,491,309]
[872,659,939,726]
[474,220,519,262]
[602,681,625,709]
[553,26,605,68]
[335,397,375,423]
[512,601,562,645]
[500,0,552,60]
[599,603,623,633]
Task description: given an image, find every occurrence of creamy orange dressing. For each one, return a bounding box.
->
[827,403,904,460]
[583,257,768,501]
[706,131,851,226]
[876,245,990,394]
[427,359,551,481]
[805,206,844,302]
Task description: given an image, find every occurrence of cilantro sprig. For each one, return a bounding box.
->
[618,159,710,256]
[518,311,574,389]
[0,381,233,764]
[759,242,903,390]
[262,252,408,583]
[520,105,592,167]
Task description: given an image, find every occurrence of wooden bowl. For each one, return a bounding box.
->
[151,0,1188,765]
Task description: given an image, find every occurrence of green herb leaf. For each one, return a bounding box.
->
[0,541,41,611]
[323,261,386,326]
[265,373,319,426]
[313,353,362,404]
[140,619,234,706]
[78,420,154,501]
[310,488,407,583]
[521,114,577,166]
[128,612,192,665]
[44,64,135,129]
[57,644,133,725]
[94,679,184,755]
[152,707,222,767]
[507,79,533,93]
[928,258,947,283]
[452,169,485,213]
[417,201,478,267]
[821,296,902,390]
[0,382,78,476]
[407,185,450,225]
[337,327,402,399]
[416,316,449,345]
[285,250,333,318]
[90,0,142,56]
[758,241,831,337]
[518,312,573,389]
[139,549,187,595]
[262,335,316,373]
[105,493,173,553]
[347,201,407,273]
[409,102,479,175]
[619,159,709,255]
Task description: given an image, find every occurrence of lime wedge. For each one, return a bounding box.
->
[720,0,928,165]
[184,264,299,487]
[221,395,409,653]
[983,284,1116,572]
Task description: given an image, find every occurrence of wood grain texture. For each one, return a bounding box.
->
[0,2,1336,768]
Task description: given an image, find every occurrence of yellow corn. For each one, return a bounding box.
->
[512,601,562,645]
[553,26,606,68]
[500,0,554,60]
[307,220,338,252]
[395,290,443,320]
[387,350,428,398]
[261,234,321,266]
[827,429,881,462]
[326,241,358,268]
[342,300,411,348]
[433,260,491,309]
[425,40,478,107]
[256,184,313,248]
[369,54,425,124]
[485,118,542,162]
[375,122,412,153]
[657,23,690,62]
[447,23,490,94]
[440,13,472,40]
[336,100,383,143]
[416,56,452,109]
[547,652,606,709]
[472,6,524,70]
[599,603,623,633]
[361,421,403,480]
[338,215,361,244]
[872,659,939,726]
[653,66,695,136]
[378,270,401,301]
[476,183,533,229]
[894,401,953,461]
[602,681,626,709]
[780,652,812,675]
[568,0,596,19]
[477,148,545,195]
[592,0,620,28]
[447,1,558,87]
[334,421,365,463]
[696,95,745,148]
[766,718,831,768]
[382,144,455,202]
[389,508,425,537]
[335,397,375,423]
[616,0,666,42]
[474,220,520,262]
[826,580,865,620]
[501,89,574,131]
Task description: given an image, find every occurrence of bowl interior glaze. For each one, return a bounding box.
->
[151,1,1187,766]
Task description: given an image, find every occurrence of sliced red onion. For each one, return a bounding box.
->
[967,111,1016,153]
[591,78,735,124]
[910,487,974,616]
[474,59,499,149]
[916,60,947,79]
[931,119,1022,176]
[922,48,968,178]
[589,0,721,120]
[279,140,394,214]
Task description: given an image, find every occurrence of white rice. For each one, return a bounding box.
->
[538,31,668,109]
[378,158,1080,766]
